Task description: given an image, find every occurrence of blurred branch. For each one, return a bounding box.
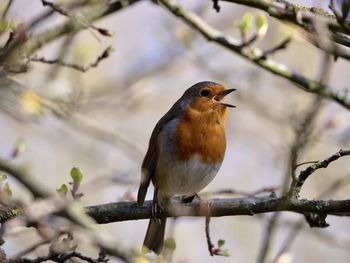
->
[21,251,103,263]
[0,0,141,69]
[40,0,112,38]
[28,1,90,30]
[30,46,113,73]
[41,0,70,16]
[329,0,350,34]
[0,159,132,261]
[1,0,14,19]
[220,0,350,46]
[23,0,141,55]
[257,52,331,263]
[0,205,23,222]
[257,212,278,263]
[12,239,50,258]
[0,158,52,198]
[0,77,143,159]
[157,0,350,110]
[273,174,350,262]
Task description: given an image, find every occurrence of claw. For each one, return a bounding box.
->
[151,188,164,223]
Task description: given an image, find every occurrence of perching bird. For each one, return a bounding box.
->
[137,81,235,254]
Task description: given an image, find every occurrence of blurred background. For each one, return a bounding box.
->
[1,0,350,262]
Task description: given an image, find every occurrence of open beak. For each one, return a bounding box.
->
[217,88,236,108]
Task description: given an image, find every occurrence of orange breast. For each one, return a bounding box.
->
[175,105,228,163]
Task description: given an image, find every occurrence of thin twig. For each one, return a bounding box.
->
[12,239,50,258]
[40,0,112,38]
[212,0,220,12]
[41,0,69,16]
[30,46,113,73]
[257,213,279,263]
[329,0,350,34]
[295,161,319,168]
[1,0,14,19]
[0,158,51,198]
[255,37,292,60]
[212,186,278,197]
[288,149,350,198]
[21,251,100,263]
[205,217,214,256]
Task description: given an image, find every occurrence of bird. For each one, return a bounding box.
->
[137,81,235,254]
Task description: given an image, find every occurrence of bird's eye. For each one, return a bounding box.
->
[200,89,210,97]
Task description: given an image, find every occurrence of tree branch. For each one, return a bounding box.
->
[83,197,350,224]
[1,195,349,224]
[157,0,350,110]
[0,0,141,66]
[0,159,52,199]
[220,0,350,42]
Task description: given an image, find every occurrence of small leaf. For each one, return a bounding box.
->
[0,174,7,182]
[217,239,225,248]
[70,167,83,183]
[219,249,230,257]
[240,12,253,33]
[3,183,12,200]
[255,14,268,36]
[56,184,68,196]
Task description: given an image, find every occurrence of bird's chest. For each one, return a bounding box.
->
[154,115,226,195]
[175,111,227,163]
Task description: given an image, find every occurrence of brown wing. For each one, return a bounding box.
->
[137,99,184,205]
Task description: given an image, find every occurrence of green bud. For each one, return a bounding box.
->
[217,239,225,247]
[0,174,7,182]
[241,12,253,33]
[70,167,83,183]
[56,184,68,196]
[255,14,268,36]
[3,183,12,200]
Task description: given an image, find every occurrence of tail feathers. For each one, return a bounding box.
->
[143,217,167,254]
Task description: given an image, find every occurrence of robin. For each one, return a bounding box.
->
[137,81,235,254]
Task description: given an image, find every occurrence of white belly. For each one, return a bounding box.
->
[155,154,221,196]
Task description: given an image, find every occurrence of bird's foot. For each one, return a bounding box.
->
[151,198,164,223]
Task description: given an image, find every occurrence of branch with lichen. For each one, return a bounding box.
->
[220,0,350,47]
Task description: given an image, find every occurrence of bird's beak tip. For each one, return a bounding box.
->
[220,88,236,108]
